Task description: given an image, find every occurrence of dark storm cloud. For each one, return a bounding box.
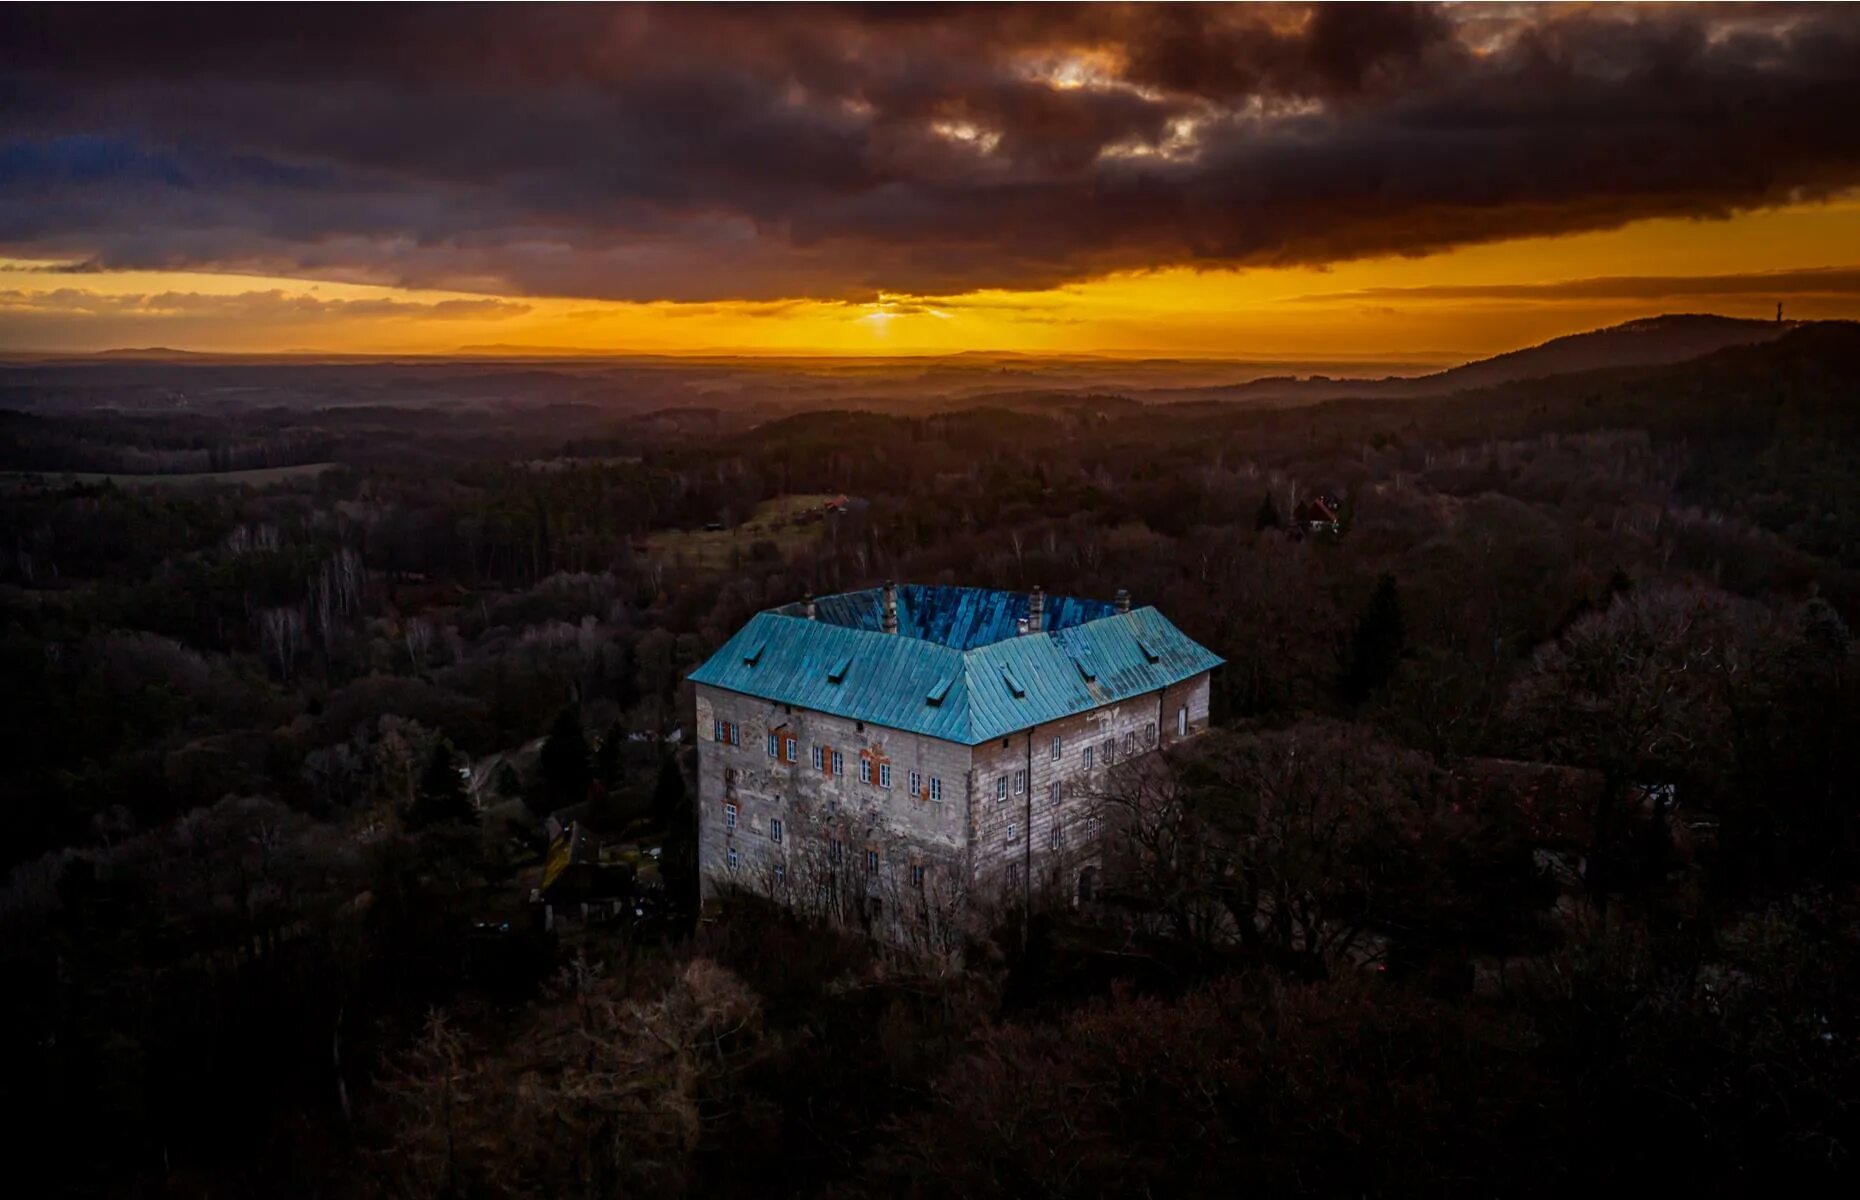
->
[1295,267,1860,304]
[0,288,531,320]
[1,3,1857,302]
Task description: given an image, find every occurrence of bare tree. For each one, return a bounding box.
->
[403,615,435,672]
[259,604,307,680]
[368,959,764,1199]
[1096,724,1438,971]
[1508,585,1733,888]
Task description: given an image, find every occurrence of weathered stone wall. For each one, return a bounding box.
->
[1160,671,1212,747]
[696,670,1213,916]
[969,674,1211,903]
[694,684,971,905]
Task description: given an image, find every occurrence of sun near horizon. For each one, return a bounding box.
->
[7,197,1860,361]
[7,4,1860,362]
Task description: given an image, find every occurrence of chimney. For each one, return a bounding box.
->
[1027,584,1044,633]
[1114,587,1131,614]
[882,580,899,635]
[802,591,817,620]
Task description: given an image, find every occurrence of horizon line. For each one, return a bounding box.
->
[0,343,1476,366]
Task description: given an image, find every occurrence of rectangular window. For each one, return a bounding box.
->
[1082,745,1094,769]
[908,770,921,796]
[1050,825,1064,849]
[784,735,798,762]
[879,763,893,789]
[929,776,943,803]
[1007,863,1022,887]
[724,802,737,831]
[1013,769,1026,794]
[831,750,844,776]
[767,732,779,758]
[1146,721,1157,746]
[1124,733,1135,756]
[860,758,873,784]
[996,775,1008,802]
[1102,737,1115,764]
[774,863,786,885]
[727,722,739,745]
[1006,821,1018,842]
[910,863,925,888]
[713,718,725,742]
[1048,780,1061,806]
[811,745,824,770]
[1177,706,1188,737]
[770,817,783,844]
[727,848,740,870]
[829,838,844,864]
[1050,735,1062,761]
[864,848,879,874]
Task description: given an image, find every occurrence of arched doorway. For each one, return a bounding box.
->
[1076,866,1097,904]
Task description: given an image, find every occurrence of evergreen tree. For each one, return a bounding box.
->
[1552,593,1596,641]
[653,754,698,922]
[409,739,473,828]
[1336,491,1357,533]
[1255,493,1283,531]
[595,720,626,791]
[651,752,687,826]
[1341,573,1405,705]
[538,705,592,812]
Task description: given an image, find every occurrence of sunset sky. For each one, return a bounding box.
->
[4,3,1860,359]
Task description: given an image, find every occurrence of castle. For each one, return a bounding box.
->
[687,583,1221,941]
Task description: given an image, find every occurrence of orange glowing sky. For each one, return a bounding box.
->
[8,197,1860,358]
[6,4,1860,360]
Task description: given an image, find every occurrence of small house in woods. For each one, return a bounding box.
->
[535,819,636,927]
[1293,492,1344,535]
[688,583,1221,933]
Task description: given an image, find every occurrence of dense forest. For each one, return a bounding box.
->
[3,323,1859,1196]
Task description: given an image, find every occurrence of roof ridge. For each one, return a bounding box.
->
[691,599,1218,745]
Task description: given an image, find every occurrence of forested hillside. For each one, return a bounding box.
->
[2,329,1858,1196]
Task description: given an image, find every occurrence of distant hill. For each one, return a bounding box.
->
[88,347,211,361]
[1417,314,1795,393]
[1187,314,1797,405]
[1427,319,1860,435]
[1399,320,1860,567]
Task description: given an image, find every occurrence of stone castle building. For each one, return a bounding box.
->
[687,583,1221,940]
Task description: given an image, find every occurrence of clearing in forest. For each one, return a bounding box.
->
[644,492,845,571]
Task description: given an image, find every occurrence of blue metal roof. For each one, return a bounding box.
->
[776,584,1120,651]
[689,586,1222,745]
